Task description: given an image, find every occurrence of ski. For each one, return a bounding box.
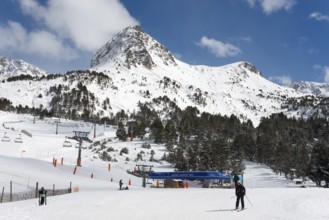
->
[231,208,246,212]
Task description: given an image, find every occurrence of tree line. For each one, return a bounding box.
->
[115,100,329,187]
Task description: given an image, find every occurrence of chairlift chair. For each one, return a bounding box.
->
[75,142,80,148]
[62,137,72,147]
[2,132,11,142]
[14,134,23,143]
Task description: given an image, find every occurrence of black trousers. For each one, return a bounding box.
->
[40,197,45,205]
[236,196,244,209]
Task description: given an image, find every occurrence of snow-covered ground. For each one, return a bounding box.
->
[0,111,328,220]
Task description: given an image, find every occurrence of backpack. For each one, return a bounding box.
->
[236,185,245,196]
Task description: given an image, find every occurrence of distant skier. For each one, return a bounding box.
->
[119,179,123,190]
[235,181,245,210]
[233,174,240,187]
[39,187,47,205]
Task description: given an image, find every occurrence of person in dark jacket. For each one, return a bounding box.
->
[39,187,47,205]
[233,174,240,187]
[119,179,123,190]
[235,181,245,210]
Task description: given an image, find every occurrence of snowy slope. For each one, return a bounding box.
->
[0,111,327,220]
[0,186,328,220]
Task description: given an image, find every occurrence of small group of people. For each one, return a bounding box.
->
[119,179,129,190]
[233,174,246,210]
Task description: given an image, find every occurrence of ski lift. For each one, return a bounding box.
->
[62,137,72,147]
[75,142,80,148]
[1,132,10,142]
[14,134,23,143]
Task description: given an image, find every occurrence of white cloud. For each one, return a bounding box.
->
[0,0,139,62]
[230,36,252,43]
[197,36,242,58]
[0,21,77,60]
[310,12,329,22]
[0,21,27,50]
[269,75,292,85]
[173,53,182,60]
[313,64,322,71]
[324,66,329,83]
[311,65,329,83]
[246,0,296,15]
[25,31,78,60]
[19,0,139,51]
[238,37,252,42]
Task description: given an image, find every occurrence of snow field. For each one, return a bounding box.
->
[0,111,328,220]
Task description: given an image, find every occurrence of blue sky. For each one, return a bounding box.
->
[0,0,329,84]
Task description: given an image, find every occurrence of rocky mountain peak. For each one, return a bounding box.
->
[0,56,47,80]
[238,61,263,76]
[90,25,176,69]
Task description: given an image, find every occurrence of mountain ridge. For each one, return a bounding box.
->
[0,56,48,81]
[0,26,327,126]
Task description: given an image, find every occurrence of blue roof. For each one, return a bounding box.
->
[148,171,231,180]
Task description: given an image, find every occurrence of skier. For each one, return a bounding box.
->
[233,174,240,187]
[119,179,123,190]
[39,187,47,205]
[235,181,245,210]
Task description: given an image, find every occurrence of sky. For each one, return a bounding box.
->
[1,0,329,84]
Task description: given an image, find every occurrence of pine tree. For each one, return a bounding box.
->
[163,119,178,150]
[175,147,188,171]
[186,146,198,171]
[116,121,127,141]
[150,117,164,143]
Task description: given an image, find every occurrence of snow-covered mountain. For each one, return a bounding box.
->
[0,26,324,126]
[287,81,329,97]
[0,56,48,81]
[89,26,311,125]
[91,26,176,69]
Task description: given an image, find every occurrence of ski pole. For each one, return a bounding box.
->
[245,195,253,206]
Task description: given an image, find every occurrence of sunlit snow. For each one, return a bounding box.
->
[0,111,328,220]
